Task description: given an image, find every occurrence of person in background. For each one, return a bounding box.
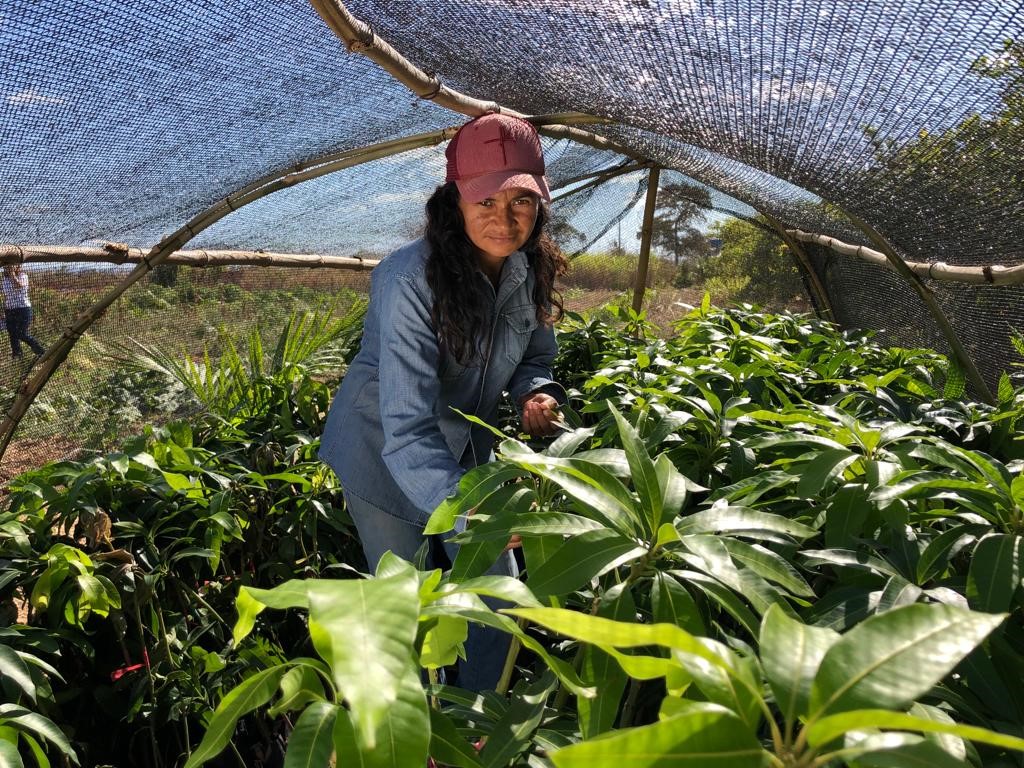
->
[319,113,566,691]
[2,264,45,360]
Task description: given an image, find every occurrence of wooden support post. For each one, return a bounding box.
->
[632,167,661,314]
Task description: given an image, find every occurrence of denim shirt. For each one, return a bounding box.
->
[319,238,562,526]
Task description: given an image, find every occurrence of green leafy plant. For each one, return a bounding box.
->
[183,554,578,768]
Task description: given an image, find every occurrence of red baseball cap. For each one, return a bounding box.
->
[445,113,551,204]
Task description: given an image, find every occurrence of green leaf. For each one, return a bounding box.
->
[759,604,839,731]
[808,604,1006,720]
[331,708,366,768]
[718,539,814,597]
[876,575,923,612]
[0,705,77,765]
[450,486,532,581]
[799,548,902,579]
[824,484,871,549]
[479,674,557,768]
[343,663,429,768]
[0,646,35,704]
[797,448,859,498]
[943,363,966,399]
[21,732,49,768]
[0,739,24,768]
[839,734,968,767]
[428,598,595,699]
[545,425,598,458]
[608,406,662,538]
[428,709,482,768]
[682,534,789,616]
[233,580,311,645]
[916,524,988,584]
[522,533,569,582]
[503,607,732,673]
[676,506,816,540]
[266,662,328,717]
[525,529,646,598]
[654,454,689,526]
[807,708,1024,753]
[966,534,1023,613]
[184,665,294,767]
[669,569,762,638]
[305,571,422,749]
[283,702,338,768]
[425,463,526,535]
[550,707,766,767]
[438,575,544,609]
[651,571,704,636]
[419,615,468,669]
[579,586,635,738]
[451,512,607,543]
[672,642,764,731]
[499,444,640,537]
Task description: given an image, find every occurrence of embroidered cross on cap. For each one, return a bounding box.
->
[444,113,551,203]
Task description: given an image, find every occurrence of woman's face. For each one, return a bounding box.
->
[457,187,539,267]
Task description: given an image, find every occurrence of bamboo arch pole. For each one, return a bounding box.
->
[843,212,995,405]
[632,167,662,314]
[786,229,1024,286]
[0,245,380,269]
[551,162,652,204]
[307,0,647,163]
[760,213,835,321]
[0,127,460,459]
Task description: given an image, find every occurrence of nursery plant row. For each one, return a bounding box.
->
[1,299,1023,767]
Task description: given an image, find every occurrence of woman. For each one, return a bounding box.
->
[2,264,45,359]
[319,113,566,690]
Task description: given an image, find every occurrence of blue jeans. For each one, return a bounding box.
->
[5,307,44,357]
[343,489,516,693]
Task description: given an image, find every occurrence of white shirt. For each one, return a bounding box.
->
[1,272,31,309]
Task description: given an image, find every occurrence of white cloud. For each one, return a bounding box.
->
[760,77,836,103]
[6,88,65,106]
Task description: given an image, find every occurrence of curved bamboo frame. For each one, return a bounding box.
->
[0,245,380,270]
[762,215,835,321]
[787,229,1024,286]
[551,162,652,203]
[307,0,646,162]
[839,215,995,405]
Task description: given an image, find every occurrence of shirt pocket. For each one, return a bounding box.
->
[502,304,538,365]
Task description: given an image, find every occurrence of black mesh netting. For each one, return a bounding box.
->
[2,0,1023,475]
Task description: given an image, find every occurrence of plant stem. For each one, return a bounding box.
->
[427,668,441,711]
[758,697,786,758]
[496,616,527,696]
[129,587,162,768]
[229,740,246,768]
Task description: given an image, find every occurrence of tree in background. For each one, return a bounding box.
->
[643,182,714,284]
[864,39,1023,254]
[704,216,804,307]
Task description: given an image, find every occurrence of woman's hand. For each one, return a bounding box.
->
[520,392,562,437]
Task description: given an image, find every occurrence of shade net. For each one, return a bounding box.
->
[1,0,1023,475]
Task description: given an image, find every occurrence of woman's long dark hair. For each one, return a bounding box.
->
[425,182,567,365]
